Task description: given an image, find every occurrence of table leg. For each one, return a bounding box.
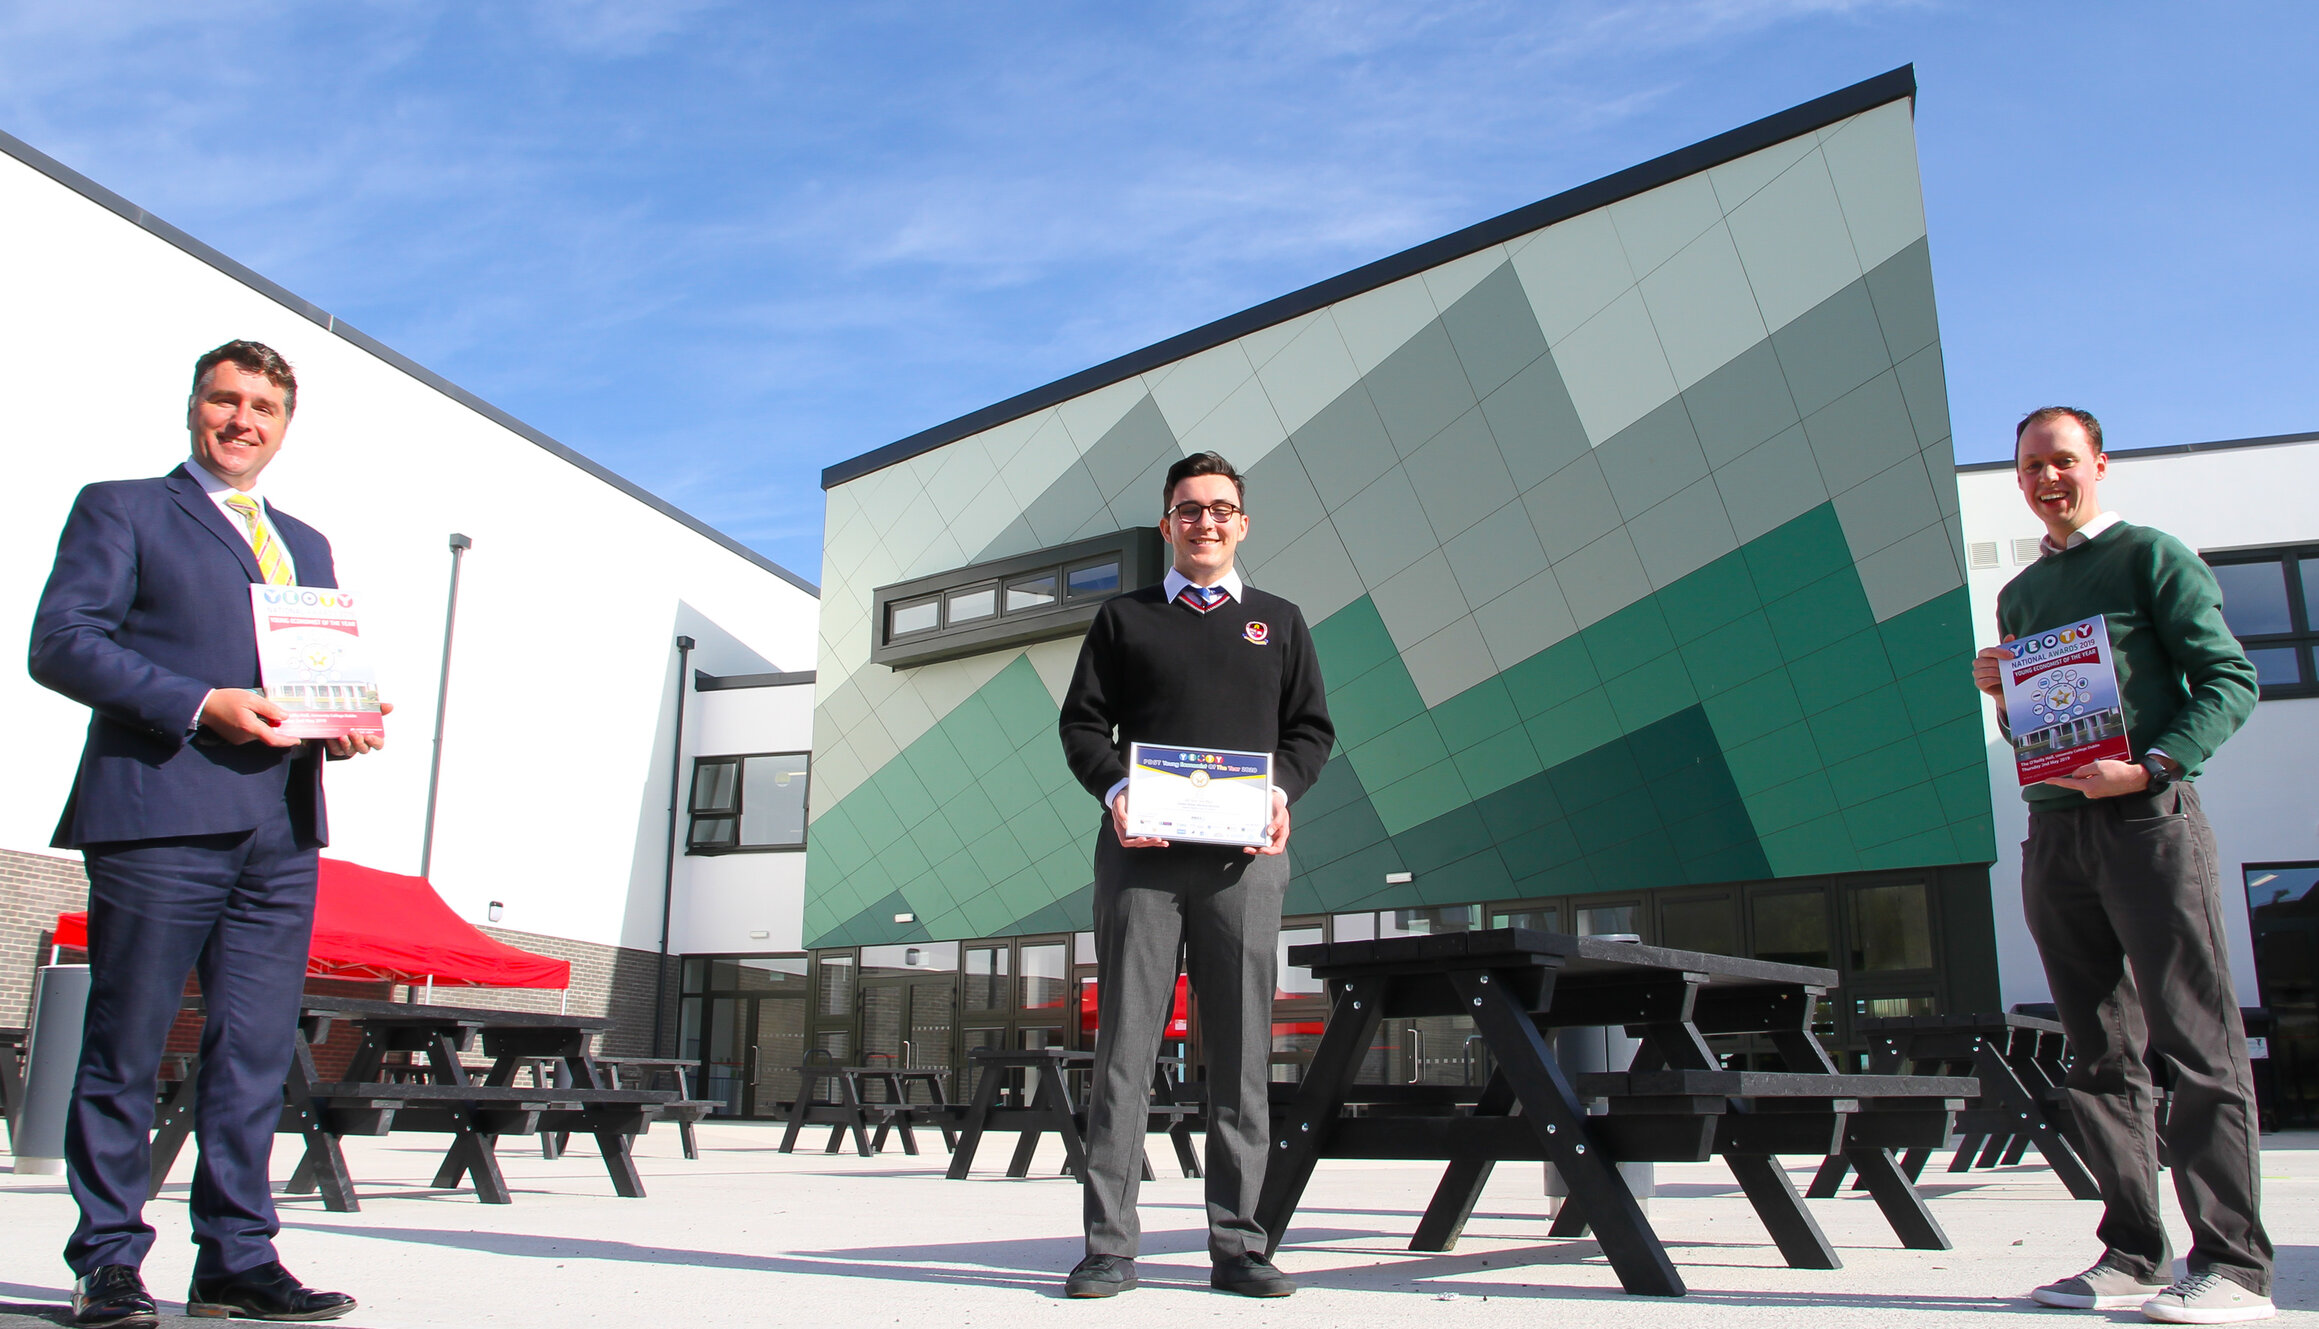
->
[1804,1154,1850,1198]
[1451,970,1683,1297]
[1984,1043,2100,1200]
[281,1041,358,1213]
[945,1061,1006,1180]
[1726,1153,1841,1269]
[146,1072,196,1200]
[839,1074,874,1158]
[1256,975,1386,1257]
[1409,1069,1515,1252]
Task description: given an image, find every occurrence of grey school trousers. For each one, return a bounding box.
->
[1082,831,1286,1261]
[2022,782,2272,1294]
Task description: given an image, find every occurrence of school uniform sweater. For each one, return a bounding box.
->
[1059,582,1335,807]
[1997,521,2257,807]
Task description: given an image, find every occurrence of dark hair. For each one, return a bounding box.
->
[192,340,298,417]
[1162,451,1245,511]
[2014,406,2102,456]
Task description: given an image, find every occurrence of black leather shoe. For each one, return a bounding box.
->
[72,1265,157,1329]
[1064,1254,1138,1298]
[186,1263,356,1321]
[1211,1252,1296,1297]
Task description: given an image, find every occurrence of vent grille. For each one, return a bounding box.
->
[2011,537,2045,565]
[1967,541,2000,570]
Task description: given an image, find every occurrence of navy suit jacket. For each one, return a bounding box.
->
[30,464,335,849]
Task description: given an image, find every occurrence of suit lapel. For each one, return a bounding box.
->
[166,464,266,584]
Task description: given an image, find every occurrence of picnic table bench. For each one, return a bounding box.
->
[1807,1012,2098,1200]
[1256,928,1977,1297]
[146,997,706,1211]
[943,1048,1205,1183]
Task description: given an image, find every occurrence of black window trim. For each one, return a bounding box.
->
[2201,540,2319,701]
[869,527,1165,669]
[687,749,812,855]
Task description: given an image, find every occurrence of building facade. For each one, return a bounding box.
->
[0,126,820,1051]
[760,68,2004,1110]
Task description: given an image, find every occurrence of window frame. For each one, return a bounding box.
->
[2201,541,2319,701]
[686,750,812,855]
[868,528,1166,669]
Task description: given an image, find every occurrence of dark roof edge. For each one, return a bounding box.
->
[0,124,818,598]
[822,64,1916,490]
[694,668,818,692]
[1955,429,2319,473]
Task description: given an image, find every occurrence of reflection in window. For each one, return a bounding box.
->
[2213,561,2294,636]
[1006,573,1057,614]
[946,582,997,623]
[816,953,855,1017]
[1659,896,1737,955]
[1851,882,1934,971]
[688,753,810,851]
[1577,905,1638,938]
[1753,890,1830,968]
[1277,924,1324,996]
[1382,905,1479,937]
[890,596,940,637]
[1021,942,1068,1009]
[965,945,1010,1011]
[1068,560,1121,597]
[1489,903,1561,934]
[1331,912,1376,942]
[2247,647,2302,687]
[1855,994,1938,1020]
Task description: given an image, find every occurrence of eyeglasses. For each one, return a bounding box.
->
[1168,500,1244,524]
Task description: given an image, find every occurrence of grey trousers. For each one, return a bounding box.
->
[2022,782,2271,1294]
[1083,831,1286,1261]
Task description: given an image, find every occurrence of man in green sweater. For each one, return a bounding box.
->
[1973,407,2272,1324]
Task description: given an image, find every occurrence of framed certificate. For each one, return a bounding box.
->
[1124,742,1274,847]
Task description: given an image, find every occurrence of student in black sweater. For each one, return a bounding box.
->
[1056,451,1334,1300]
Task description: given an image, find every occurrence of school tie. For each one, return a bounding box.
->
[222,492,294,586]
[1178,584,1228,613]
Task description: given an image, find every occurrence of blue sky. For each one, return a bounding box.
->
[3,2,2312,582]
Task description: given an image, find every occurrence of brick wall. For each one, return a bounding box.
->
[0,846,675,1054]
[1,847,90,1028]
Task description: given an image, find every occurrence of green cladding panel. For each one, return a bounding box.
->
[806,82,1991,949]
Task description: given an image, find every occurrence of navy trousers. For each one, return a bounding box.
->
[65,805,318,1278]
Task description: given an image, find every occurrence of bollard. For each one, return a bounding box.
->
[1545,935,1653,1213]
[12,964,92,1175]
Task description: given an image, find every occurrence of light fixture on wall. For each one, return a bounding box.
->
[905,947,923,967]
[486,901,503,923]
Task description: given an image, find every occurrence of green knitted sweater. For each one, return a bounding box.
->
[1996,521,2257,806]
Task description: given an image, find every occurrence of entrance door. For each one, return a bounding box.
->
[2246,863,2319,1128]
[861,975,960,1099]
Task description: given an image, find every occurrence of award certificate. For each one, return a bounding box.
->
[1125,743,1274,847]
[2000,615,2130,786]
[249,585,385,741]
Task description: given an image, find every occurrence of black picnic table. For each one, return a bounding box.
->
[594,1055,705,1160]
[147,997,699,1211]
[1256,928,1977,1297]
[1807,1012,2098,1200]
[942,1048,1209,1183]
[778,1050,962,1157]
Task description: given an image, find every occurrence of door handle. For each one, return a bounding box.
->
[750,1044,762,1085]
[1407,1027,1423,1084]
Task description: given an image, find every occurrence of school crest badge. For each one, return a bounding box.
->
[1243,621,1269,645]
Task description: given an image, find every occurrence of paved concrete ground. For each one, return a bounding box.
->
[1,1123,2312,1327]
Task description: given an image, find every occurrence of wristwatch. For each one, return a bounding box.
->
[2138,754,2177,795]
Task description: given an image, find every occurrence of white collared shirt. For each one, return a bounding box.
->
[1163,564,1244,603]
[2038,511,2120,559]
[190,456,298,583]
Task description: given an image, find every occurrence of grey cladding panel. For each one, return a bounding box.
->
[1080,395,1180,504]
[1407,408,1518,543]
[1481,352,1592,492]
[1291,385,1403,509]
[1770,280,1892,417]
[1864,238,1940,362]
[1684,339,1802,469]
[1595,397,1711,520]
[1364,321,1480,456]
[1440,263,1550,400]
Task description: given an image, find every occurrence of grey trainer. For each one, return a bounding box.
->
[2141,1271,2275,1324]
[2032,1255,2171,1309]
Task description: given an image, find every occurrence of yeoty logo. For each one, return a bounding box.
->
[1243,621,1269,645]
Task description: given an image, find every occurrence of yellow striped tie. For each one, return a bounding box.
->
[223,492,294,586]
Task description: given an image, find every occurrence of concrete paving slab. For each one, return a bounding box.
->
[2,1124,2313,1327]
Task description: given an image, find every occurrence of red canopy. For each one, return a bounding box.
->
[53,856,570,989]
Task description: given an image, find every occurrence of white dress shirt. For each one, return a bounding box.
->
[189,456,299,583]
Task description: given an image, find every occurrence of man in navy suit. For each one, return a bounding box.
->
[30,341,383,1327]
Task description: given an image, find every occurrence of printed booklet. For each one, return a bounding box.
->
[249,585,385,740]
[2000,616,2128,785]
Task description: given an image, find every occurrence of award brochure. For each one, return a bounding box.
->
[2000,616,2130,786]
[1125,742,1274,847]
[249,585,385,741]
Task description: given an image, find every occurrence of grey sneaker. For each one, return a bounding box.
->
[1064,1255,1137,1298]
[2141,1271,2275,1324]
[2033,1255,2171,1309]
